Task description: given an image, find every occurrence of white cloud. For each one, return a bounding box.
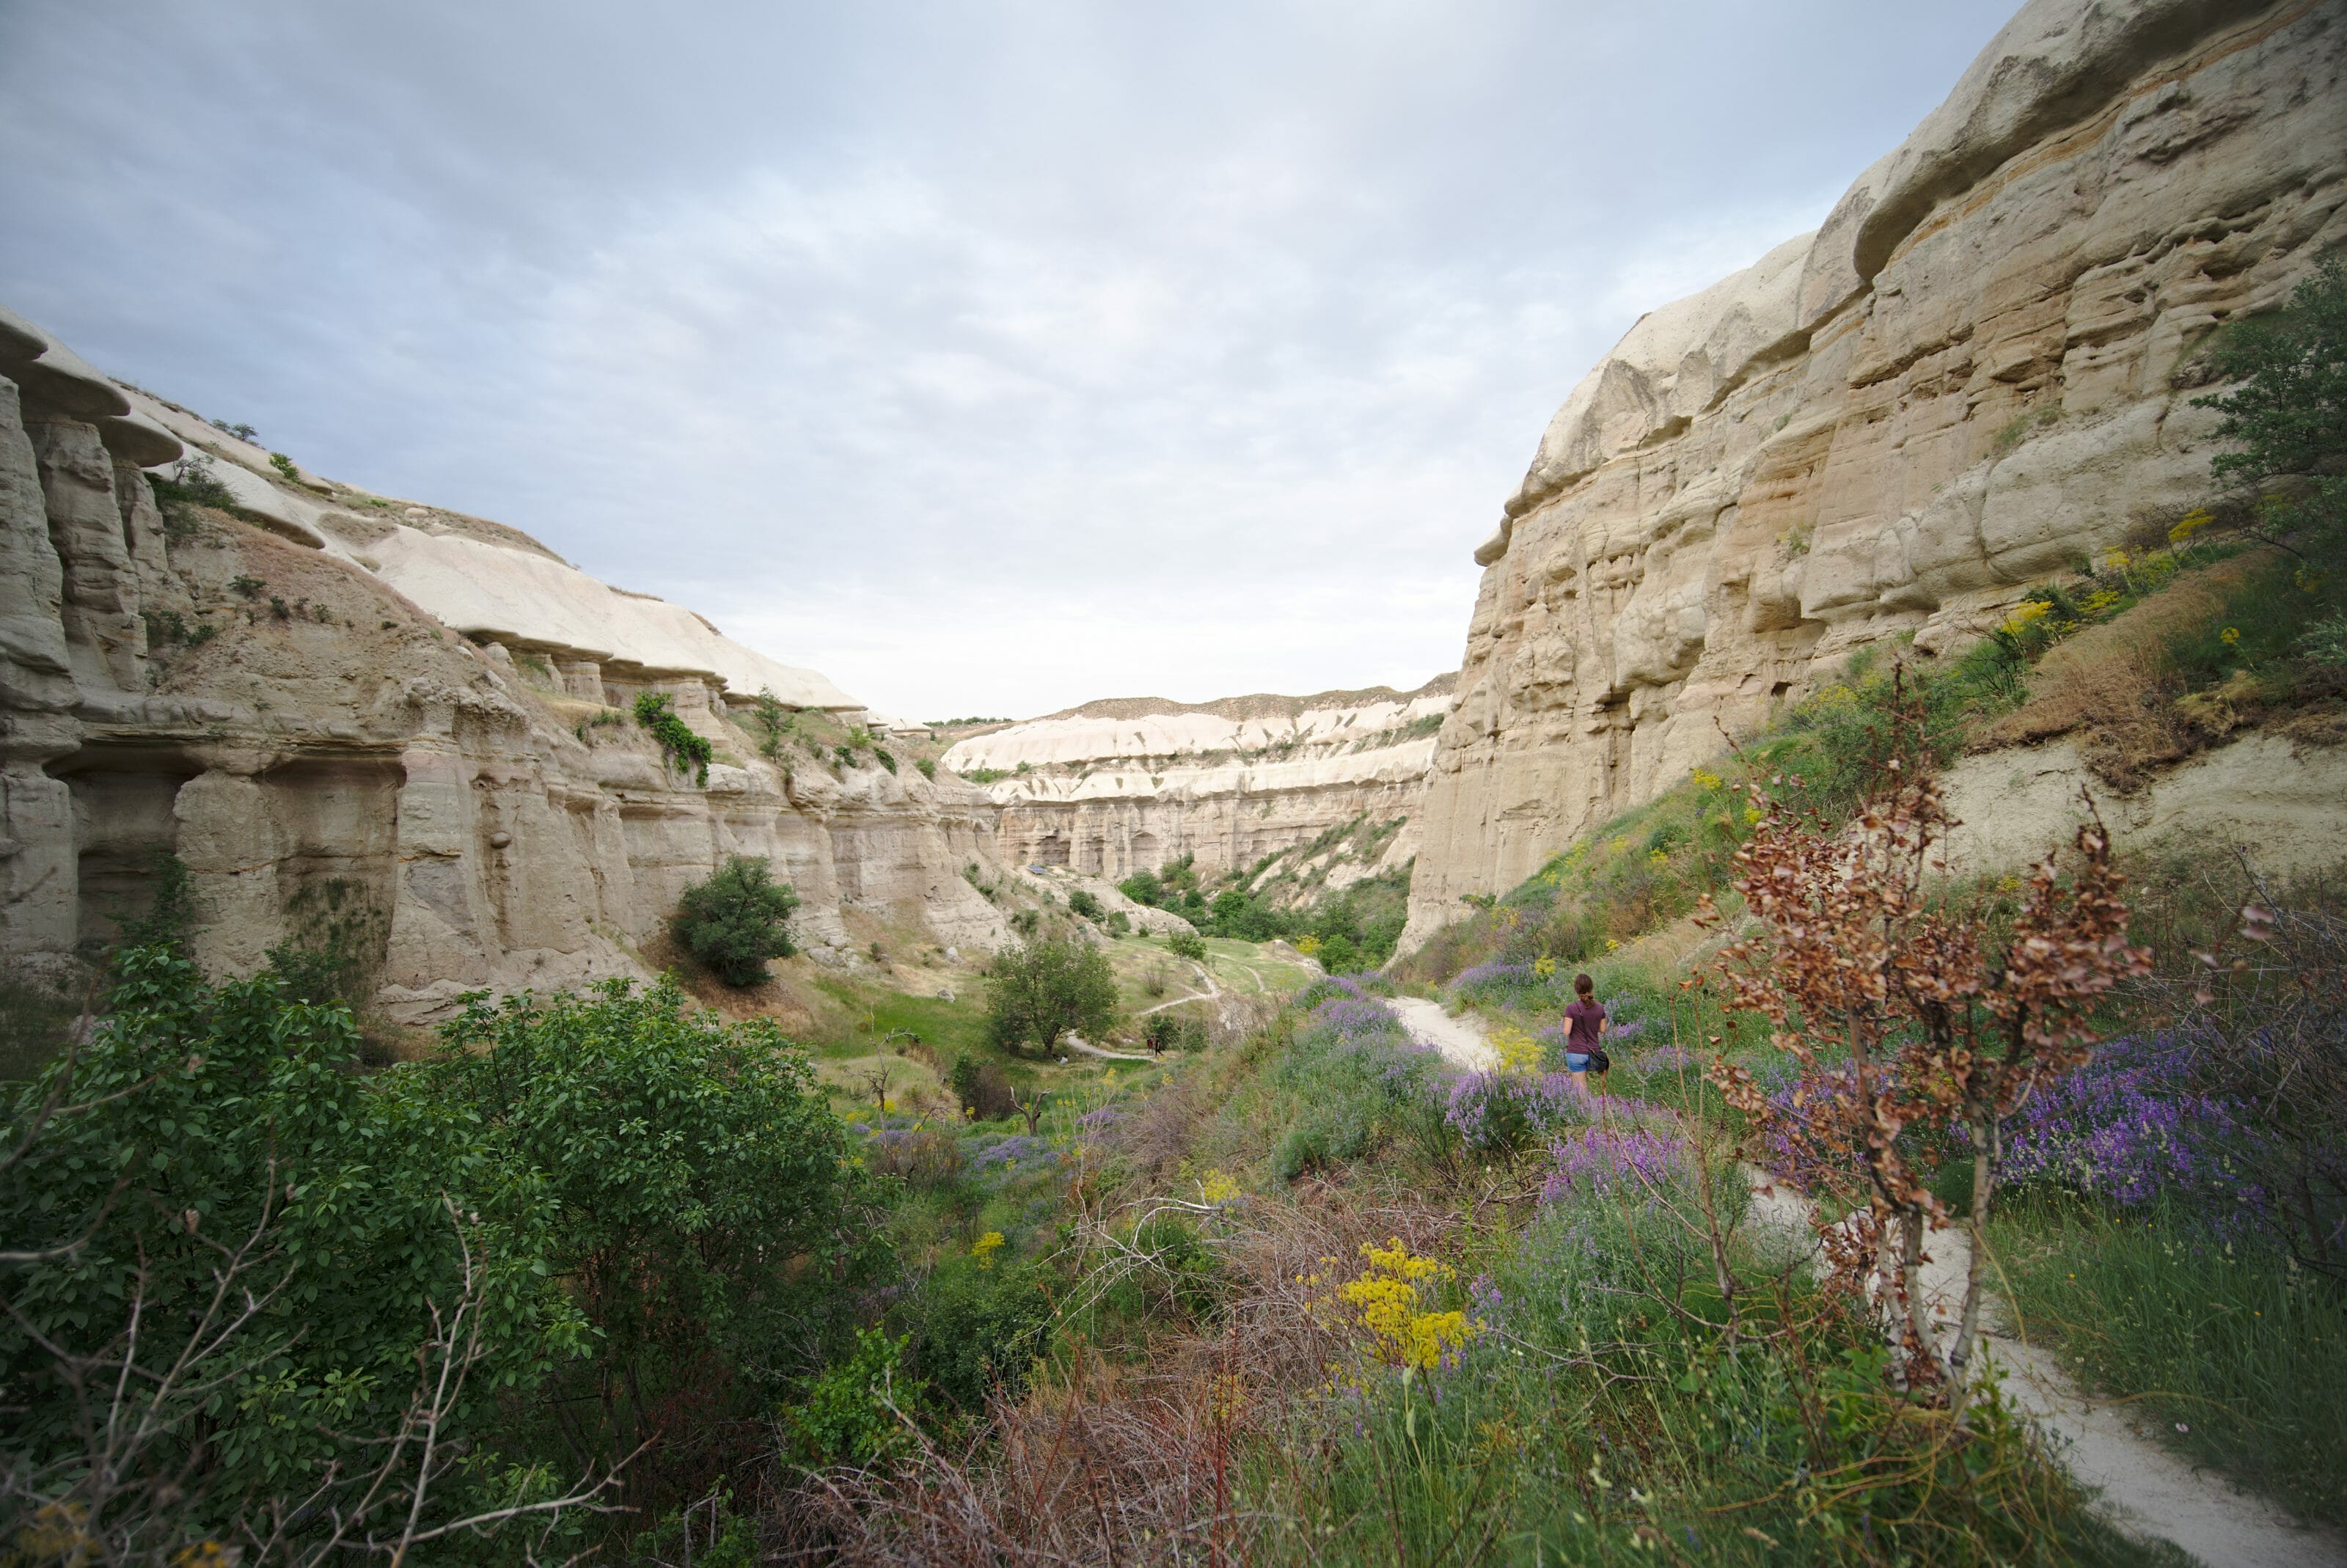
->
[0,0,2021,717]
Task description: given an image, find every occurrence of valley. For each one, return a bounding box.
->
[4,0,2345,1563]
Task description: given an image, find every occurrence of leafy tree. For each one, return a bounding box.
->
[986,936,1117,1055]
[2198,252,2347,546]
[1118,868,1164,906]
[2,945,593,1555]
[1066,889,1105,921]
[425,977,884,1481]
[673,855,799,985]
[1317,931,1362,975]
[1165,929,1207,962]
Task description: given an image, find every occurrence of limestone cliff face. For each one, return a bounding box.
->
[942,678,1453,886]
[1404,0,2347,949]
[0,310,1007,1017]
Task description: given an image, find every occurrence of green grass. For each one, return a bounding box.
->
[1992,1200,2347,1525]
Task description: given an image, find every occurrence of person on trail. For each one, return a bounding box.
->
[1562,972,1608,1104]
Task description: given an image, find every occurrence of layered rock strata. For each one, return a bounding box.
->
[1405,0,2347,948]
[944,678,1453,885]
[0,309,1007,1016]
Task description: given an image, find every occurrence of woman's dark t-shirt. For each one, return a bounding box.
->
[1564,998,1606,1050]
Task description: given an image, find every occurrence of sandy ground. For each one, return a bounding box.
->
[1391,995,1498,1069]
[1418,1005,2346,1567]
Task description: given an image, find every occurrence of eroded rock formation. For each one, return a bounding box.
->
[943,678,1452,886]
[0,309,1008,1016]
[1404,0,2347,948]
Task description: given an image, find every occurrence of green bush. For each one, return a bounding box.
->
[949,1052,1018,1120]
[2198,252,2347,547]
[782,1327,924,1468]
[634,690,714,785]
[1066,889,1105,921]
[909,1258,1052,1410]
[673,855,799,985]
[1,945,586,1553]
[425,976,883,1473]
[915,756,937,780]
[1165,929,1207,961]
[268,451,299,482]
[986,935,1118,1055]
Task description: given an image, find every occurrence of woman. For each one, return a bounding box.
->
[1562,972,1608,1102]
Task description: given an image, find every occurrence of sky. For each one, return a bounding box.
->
[0,0,2018,722]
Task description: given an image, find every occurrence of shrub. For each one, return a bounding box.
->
[1066,889,1104,921]
[634,690,714,785]
[1165,929,1206,961]
[673,855,799,985]
[782,1328,925,1468]
[915,756,937,780]
[425,977,882,1474]
[909,1258,1052,1410]
[948,1053,1018,1120]
[268,451,299,482]
[986,936,1117,1055]
[2197,252,2347,547]
[874,746,898,774]
[1,945,592,1555]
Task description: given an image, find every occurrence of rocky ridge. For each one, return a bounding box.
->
[0,308,1009,1017]
[1405,0,2347,948]
[942,676,1453,887]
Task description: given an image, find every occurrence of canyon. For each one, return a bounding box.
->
[940,677,1451,895]
[0,309,1007,1020]
[1400,0,2347,948]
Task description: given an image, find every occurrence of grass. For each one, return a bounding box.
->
[1991,1199,2347,1525]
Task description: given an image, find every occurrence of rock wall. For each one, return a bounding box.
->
[943,678,1452,885]
[1404,0,2347,949]
[0,309,1008,1017]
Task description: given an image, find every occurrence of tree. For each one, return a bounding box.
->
[425,977,885,1495]
[1706,678,2149,1397]
[948,1054,1017,1121]
[985,937,1117,1056]
[2197,252,2347,546]
[673,856,799,986]
[1,945,607,1560]
[1165,929,1206,962]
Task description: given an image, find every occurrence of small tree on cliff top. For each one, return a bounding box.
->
[1705,673,2149,1396]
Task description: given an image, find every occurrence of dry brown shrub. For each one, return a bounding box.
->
[1977,551,2276,788]
[773,1191,1460,1564]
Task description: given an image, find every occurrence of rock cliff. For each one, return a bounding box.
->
[1405,0,2347,949]
[0,309,1008,1018]
[943,677,1453,888]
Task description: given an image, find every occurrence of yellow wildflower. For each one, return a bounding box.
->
[1647,849,1668,867]
[1198,1168,1240,1204]
[2103,547,2130,571]
[1296,933,1322,956]
[1532,956,1557,980]
[1490,1024,1545,1074]
[2169,508,2214,545]
[1605,938,1622,951]
[2220,626,2241,646]
[971,1231,1006,1268]
[1691,767,1723,791]
[1337,1239,1480,1371]
[1743,806,1762,825]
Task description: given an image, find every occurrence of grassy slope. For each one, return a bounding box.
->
[1388,537,2347,1528]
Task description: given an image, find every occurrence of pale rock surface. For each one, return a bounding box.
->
[1406,0,2347,948]
[0,318,1011,1018]
[945,678,1452,883]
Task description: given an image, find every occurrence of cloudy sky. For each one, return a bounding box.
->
[1,1,2015,721]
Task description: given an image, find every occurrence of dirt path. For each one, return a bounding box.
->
[1390,996,1498,1070]
[1135,962,1220,1018]
[1746,1192,2346,1568]
[1410,1003,2341,1566]
[1063,1033,1154,1063]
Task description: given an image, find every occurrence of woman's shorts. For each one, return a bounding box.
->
[1564,1052,1592,1073]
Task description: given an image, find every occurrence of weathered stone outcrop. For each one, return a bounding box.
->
[0,313,1008,1015]
[1405,0,2347,948]
[944,678,1453,884]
